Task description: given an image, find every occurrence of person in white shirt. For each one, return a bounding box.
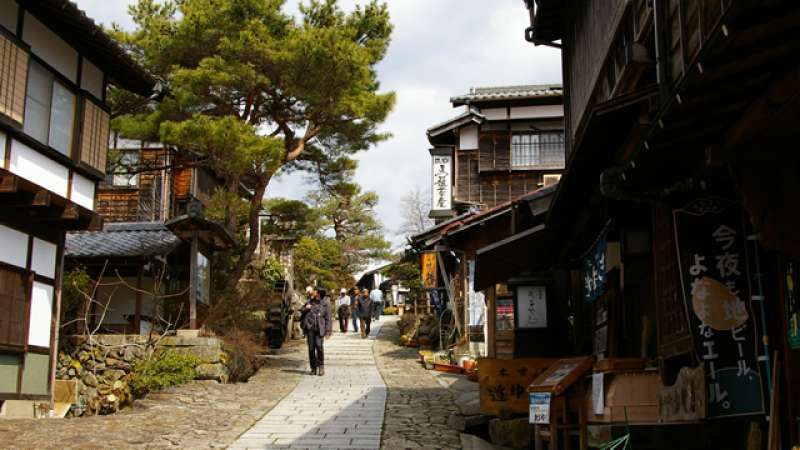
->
[336,288,351,333]
[369,287,383,321]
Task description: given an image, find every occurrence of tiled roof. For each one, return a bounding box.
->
[451,84,563,105]
[426,108,485,136]
[66,222,182,258]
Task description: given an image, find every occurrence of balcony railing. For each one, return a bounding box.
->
[511,134,566,170]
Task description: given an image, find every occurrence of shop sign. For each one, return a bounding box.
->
[516,286,547,329]
[674,197,764,418]
[430,149,452,212]
[478,358,555,416]
[785,261,800,349]
[529,392,551,424]
[583,231,608,303]
[421,251,437,289]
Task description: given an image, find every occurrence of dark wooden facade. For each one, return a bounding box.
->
[428,85,565,217]
[526,0,800,447]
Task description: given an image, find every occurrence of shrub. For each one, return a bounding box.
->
[383,306,398,315]
[222,330,265,382]
[131,350,199,396]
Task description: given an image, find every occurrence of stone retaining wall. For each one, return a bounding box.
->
[56,335,228,416]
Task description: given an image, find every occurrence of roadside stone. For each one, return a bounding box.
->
[82,371,98,387]
[195,363,228,383]
[489,417,531,449]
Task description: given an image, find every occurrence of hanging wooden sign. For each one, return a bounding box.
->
[674,197,764,418]
[421,251,438,289]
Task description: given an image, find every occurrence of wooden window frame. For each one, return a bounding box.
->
[0,261,34,353]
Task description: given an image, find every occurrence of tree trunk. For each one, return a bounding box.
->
[224,173,271,292]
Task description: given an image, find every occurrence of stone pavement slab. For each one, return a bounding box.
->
[229,320,387,450]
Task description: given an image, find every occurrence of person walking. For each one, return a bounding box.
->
[356,288,373,338]
[336,288,351,333]
[370,286,383,321]
[350,287,360,333]
[300,287,332,376]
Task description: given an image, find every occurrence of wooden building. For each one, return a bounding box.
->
[65,136,238,334]
[0,0,155,406]
[427,85,565,219]
[516,0,800,448]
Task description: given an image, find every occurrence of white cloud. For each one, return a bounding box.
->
[74,0,562,245]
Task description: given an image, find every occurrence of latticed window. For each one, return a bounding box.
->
[0,34,28,125]
[511,132,565,169]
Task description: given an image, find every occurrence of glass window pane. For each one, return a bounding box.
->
[23,62,52,144]
[48,82,75,156]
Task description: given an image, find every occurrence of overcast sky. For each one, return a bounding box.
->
[74,0,562,246]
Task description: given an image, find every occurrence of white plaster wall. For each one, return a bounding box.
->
[28,282,53,348]
[23,13,79,83]
[0,224,28,268]
[481,108,507,121]
[10,139,69,197]
[510,104,564,120]
[70,173,95,210]
[31,237,57,279]
[459,125,478,150]
[80,59,104,100]
[0,0,18,34]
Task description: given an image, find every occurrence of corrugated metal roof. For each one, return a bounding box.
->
[451,84,563,105]
[66,222,182,258]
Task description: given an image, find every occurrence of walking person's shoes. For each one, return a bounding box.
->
[310,367,317,375]
[318,366,325,376]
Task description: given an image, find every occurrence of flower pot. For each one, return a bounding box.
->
[434,363,464,374]
[462,359,477,372]
[423,359,435,370]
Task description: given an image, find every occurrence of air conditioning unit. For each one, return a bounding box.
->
[543,174,561,187]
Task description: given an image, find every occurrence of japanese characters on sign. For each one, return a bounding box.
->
[430,150,452,212]
[516,286,547,329]
[583,231,608,303]
[786,261,800,349]
[496,298,514,331]
[674,197,764,418]
[529,392,552,424]
[478,358,555,416]
[421,251,438,289]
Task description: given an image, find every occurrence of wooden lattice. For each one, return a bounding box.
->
[0,34,28,125]
[80,99,110,173]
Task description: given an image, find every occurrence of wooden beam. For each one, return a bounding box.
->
[0,172,18,193]
[189,231,198,329]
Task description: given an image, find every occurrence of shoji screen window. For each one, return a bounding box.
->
[23,61,76,156]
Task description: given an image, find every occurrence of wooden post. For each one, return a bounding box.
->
[49,232,65,410]
[189,231,198,329]
[134,264,143,334]
[487,284,496,358]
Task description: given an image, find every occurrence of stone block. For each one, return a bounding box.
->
[488,417,531,449]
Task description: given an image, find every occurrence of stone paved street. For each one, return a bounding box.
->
[0,316,471,450]
[231,320,387,449]
[373,318,461,450]
[0,340,308,449]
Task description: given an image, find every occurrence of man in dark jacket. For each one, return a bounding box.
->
[356,288,373,338]
[300,287,332,375]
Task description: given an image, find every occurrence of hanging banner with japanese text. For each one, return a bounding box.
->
[674,197,764,418]
[421,251,438,289]
[583,230,608,303]
[430,148,453,213]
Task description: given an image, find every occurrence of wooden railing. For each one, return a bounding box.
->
[0,33,29,125]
